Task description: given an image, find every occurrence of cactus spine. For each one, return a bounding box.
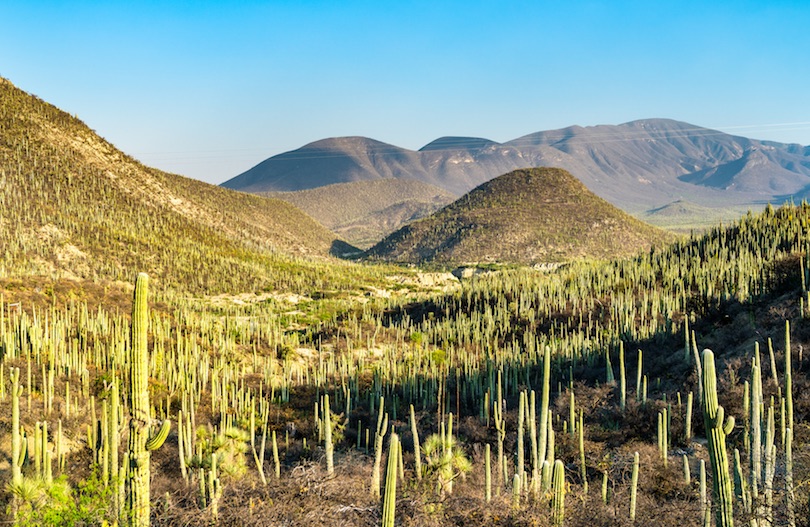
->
[701,349,734,527]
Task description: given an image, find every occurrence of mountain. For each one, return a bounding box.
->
[263,179,455,249]
[0,77,358,294]
[222,119,810,214]
[639,200,751,233]
[366,167,675,265]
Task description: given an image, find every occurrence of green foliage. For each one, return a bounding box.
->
[421,431,472,496]
[10,474,115,527]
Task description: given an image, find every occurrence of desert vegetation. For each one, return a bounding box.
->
[1,77,809,526]
[0,200,809,525]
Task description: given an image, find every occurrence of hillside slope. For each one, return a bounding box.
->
[0,77,359,294]
[264,179,455,248]
[223,119,810,213]
[366,167,676,265]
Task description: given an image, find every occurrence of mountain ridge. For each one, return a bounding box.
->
[0,76,359,294]
[222,118,810,213]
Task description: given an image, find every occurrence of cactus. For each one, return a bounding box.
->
[512,473,521,511]
[370,397,388,497]
[324,394,334,475]
[701,349,734,527]
[700,460,710,527]
[409,404,422,481]
[683,454,690,485]
[619,342,626,410]
[538,346,551,475]
[750,354,762,503]
[381,433,399,527]
[516,390,525,481]
[552,459,565,526]
[578,410,587,494]
[785,321,793,435]
[630,451,639,523]
[11,367,23,487]
[636,349,643,402]
[733,449,750,515]
[125,273,170,527]
[785,428,795,527]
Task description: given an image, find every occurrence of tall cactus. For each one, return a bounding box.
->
[552,459,565,526]
[701,349,734,527]
[324,394,334,475]
[630,451,639,523]
[11,367,23,487]
[125,273,170,527]
[381,433,399,527]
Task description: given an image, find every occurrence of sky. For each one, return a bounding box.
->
[2,0,810,185]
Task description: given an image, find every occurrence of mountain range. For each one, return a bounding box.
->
[222,119,810,214]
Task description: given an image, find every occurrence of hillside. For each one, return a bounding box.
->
[0,77,362,294]
[366,167,676,265]
[264,179,455,248]
[639,200,752,233]
[221,119,810,215]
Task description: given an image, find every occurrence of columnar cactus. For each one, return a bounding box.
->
[552,459,565,526]
[630,451,639,523]
[701,349,734,527]
[381,433,399,527]
[11,367,23,487]
[619,342,626,410]
[538,346,551,474]
[410,404,422,481]
[324,394,334,475]
[125,273,170,527]
[370,397,388,497]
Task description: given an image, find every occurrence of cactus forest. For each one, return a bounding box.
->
[2,80,810,526]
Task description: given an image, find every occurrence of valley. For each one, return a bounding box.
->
[0,77,808,527]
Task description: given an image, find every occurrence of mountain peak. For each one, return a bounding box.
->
[419,136,499,152]
[367,167,675,265]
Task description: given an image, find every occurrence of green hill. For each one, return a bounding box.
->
[367,167,676,265]
[0,77,363,294]
[264,179,456,248]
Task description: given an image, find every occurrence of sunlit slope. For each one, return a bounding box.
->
[264,179,456,248]
[367,167,676,265]
[0,77,363,293]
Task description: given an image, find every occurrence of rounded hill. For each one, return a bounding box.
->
[366,167,676,265]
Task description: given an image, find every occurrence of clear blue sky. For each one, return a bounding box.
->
[2,1,810,184]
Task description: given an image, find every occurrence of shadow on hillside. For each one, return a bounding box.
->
[329,239,363,259]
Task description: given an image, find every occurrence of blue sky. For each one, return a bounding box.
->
[2,1,810,184]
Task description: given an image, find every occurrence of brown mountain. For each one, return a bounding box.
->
[222,120,810,213]
[366,167,676,265]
